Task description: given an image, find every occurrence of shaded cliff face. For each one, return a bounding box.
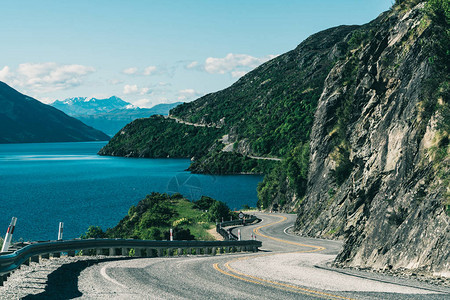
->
[295,2,449,277]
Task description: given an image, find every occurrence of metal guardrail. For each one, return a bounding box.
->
[217,214,260,240]
[0,215,262,284]
[0,239,261,279]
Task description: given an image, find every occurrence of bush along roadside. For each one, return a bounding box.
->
[81,193,238,241]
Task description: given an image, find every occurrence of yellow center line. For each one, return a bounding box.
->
[213,263,332,299]
[253,215,325,252]
[213,213,357,300]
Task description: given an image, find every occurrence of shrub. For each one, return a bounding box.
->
[81,226,106,239]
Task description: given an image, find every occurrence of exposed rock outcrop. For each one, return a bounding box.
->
[294,2,449,278]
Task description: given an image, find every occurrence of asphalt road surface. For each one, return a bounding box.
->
[75,212,449,299]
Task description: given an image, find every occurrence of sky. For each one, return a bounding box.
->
[0,0,393,108]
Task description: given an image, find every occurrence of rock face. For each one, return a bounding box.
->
[0,82,110,143]
[294,2,449,277]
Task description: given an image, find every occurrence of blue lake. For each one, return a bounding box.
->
[0,142,263,241]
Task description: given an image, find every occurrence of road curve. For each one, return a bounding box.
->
[77,213,450,299]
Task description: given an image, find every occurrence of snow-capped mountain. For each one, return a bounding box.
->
[51,96,182,136]
[52,96,133,115]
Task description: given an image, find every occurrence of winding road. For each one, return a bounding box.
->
[76,213,449,299]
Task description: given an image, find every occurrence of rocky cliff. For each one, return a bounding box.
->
[294,1,449,278]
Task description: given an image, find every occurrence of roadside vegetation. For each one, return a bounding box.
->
[81,193,236,241]
[99,115,222,159]
[189,150,279,174]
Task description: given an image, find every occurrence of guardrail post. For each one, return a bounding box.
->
[177,248,183,256]
[22,257,30,266]
[135,248,142,257]
[0,274,7,286]
[109,248,115,256]
[121,248,127,256]
[146,248,154,257]
[195,248,200,255]
[157,248,163,257]
[212,247,217,256]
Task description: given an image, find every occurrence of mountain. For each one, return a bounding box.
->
[52,97,182,136]
[99,0,449,279]
[0,82,110,143]
[52,96,131,115]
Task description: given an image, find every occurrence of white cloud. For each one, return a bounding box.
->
[203,53,277,77]
[6,62,95,93]
[108,79,123,85]
[140,87,152,95]
[132,98,152,108]
[122,67,138,75]
[177,88,202,101]
[143,66,157,76]
[0,66,11,81]
[157,82,171,87]
[231,71,248,78]
[131,97,170,108]
[123,84,138,94]
[185,61,199,69]
[38,97,53,104]
[89,93,110,99]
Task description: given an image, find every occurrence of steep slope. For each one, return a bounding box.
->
[100,25,358,174]
[171,25,357,158]
[0,82,110,143]
[53,97,182,136]
[294,0,449,277]
[98,115,221,158]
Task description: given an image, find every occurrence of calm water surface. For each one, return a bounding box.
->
[0,142,262,241]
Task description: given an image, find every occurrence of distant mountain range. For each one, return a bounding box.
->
[0,82,110,143]
[52,97,182,136]
[52,96,132,115]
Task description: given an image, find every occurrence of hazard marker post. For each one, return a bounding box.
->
[58,222,64,241]
[1,217,17,253]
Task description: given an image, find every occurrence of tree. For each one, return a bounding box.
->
[81,226,106,239]
[208,201,230,222]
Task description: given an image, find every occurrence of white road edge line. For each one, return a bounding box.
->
[283,225,294,235]
[100,265,128,289]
